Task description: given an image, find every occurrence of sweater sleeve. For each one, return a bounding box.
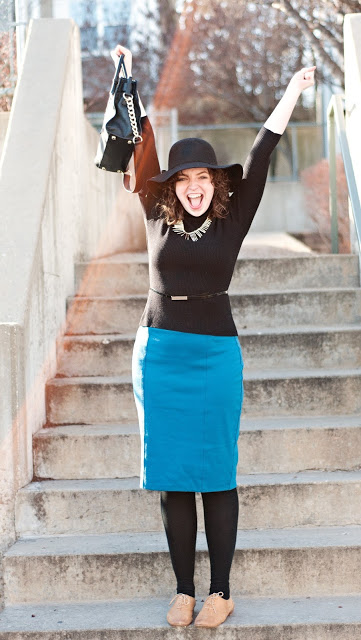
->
[134,116,160,200]
[231,126,282,239]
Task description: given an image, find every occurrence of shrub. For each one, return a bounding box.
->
[300,156,350,253]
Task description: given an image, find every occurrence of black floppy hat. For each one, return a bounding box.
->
[147,137,243,196]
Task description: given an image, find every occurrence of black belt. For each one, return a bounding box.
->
[150,287,228,301]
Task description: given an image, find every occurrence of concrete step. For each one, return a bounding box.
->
[2,595,361,639]
[33,416,361,480]
[74,253,360,296]
[4,527,361,604]
[57,326,361,377]
[45,370,361,424]
[15,471,361,536]
[65,288,361,335]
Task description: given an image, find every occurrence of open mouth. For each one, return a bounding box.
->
[187,194,204,210]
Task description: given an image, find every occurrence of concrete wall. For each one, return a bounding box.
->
[0,113,10,161]
[344,14,361,254]
[0,18,143,610]
[248,181,316,233]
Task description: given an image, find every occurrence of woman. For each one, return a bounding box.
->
[112,44,315,628]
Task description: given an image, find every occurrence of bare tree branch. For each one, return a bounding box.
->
[270,0,345,82]
[309,20,344,55]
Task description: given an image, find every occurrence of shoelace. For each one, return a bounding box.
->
[169,593,192,609]
[203,592,224,613]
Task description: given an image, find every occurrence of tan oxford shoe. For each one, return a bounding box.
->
[166,593,196,627]
[194,592,234,628]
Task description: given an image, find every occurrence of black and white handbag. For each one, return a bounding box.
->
[94,54,143,191]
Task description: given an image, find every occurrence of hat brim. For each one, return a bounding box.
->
[147,162,243,197]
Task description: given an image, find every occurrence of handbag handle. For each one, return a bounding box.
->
[111,54,128,95]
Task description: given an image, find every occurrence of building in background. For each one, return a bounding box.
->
[3,0,167,112]
[50,0,137,110]
[7,0,136,110]
[52,0,134,55]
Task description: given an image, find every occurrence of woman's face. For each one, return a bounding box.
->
[175,168,215,217]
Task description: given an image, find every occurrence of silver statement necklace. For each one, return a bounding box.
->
[172,216,212,241]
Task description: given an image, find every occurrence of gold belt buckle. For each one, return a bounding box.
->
[171,295,188,300]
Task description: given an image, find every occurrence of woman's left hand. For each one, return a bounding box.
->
[111,44,133,76]
[288,66,316,93]
[264,65,316,134]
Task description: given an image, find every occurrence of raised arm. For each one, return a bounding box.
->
[264,66,316,134]
[111,45,160,201]
[233,66,316,239]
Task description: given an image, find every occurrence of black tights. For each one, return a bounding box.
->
[160,488,239,600]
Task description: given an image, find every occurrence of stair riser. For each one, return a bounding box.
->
[242,331,361,370]
[238,426,361,474]
[5,546,361,604]
[65,290,361,334]
[57,331,361,377]
[45,376,361,425]
[74,255,359,296]
[244,376,361,417]
[33,426,361,479]
[57,338,134,377]
[46,381,135,425]
[2,623,361,639]
[34,431,139,479]
[15,482,361,536]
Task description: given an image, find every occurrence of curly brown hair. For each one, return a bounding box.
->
[156,168,230,225]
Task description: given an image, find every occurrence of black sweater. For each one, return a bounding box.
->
[135,117,281,336]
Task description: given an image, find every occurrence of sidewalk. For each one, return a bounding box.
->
[240,232,313,258]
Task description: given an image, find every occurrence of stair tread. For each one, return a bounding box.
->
[77,251,150,264]
[47,368,361,385]
[34,423,140,437]
[61,325,361,342]
[240,414,361,430]
[76,252,356,265]
[34,415,361,438]
[69,286,361,299]
[246,367,361,379]
[18,469,361,495]
[6,526,361,558]
[1,594,361,631]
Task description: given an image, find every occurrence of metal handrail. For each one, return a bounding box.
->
[327,94,361,271]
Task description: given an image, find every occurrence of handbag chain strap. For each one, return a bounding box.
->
[123,93,143,144]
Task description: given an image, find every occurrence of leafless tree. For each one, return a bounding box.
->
[0,30,16,111]
[263,0,361,86]
[82,0,178,112]
[167,0,312,124]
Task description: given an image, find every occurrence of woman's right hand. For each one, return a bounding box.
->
[111,44,132,76]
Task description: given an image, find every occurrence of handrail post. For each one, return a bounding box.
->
[334,94,361,261]
[291,125,298,181]
[327,98,339,253]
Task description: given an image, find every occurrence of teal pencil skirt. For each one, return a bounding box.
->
[132,326,244,492]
